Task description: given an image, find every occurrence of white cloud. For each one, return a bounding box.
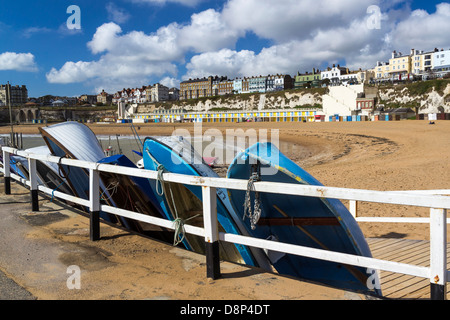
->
[47,0,450,94]
[22,27,52,38]
[160,76,180,88]
[47,22,179,93]
[185,11,393,78]
[221,0,379,43]
[128,0,204,7]
[0,52,38,72]
[106,3,131,24]
[184,49,255,79]
[46,9,242,92]
[177,9,243,53]
[388,3,450,52]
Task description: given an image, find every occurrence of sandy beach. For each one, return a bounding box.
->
[1,120,449,241]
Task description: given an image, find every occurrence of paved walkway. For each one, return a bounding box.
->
[0,268,35,300]
[0,180,377,301]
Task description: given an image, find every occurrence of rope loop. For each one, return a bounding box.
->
[172,214,201,247]
[156,164,165,196]
[57,155,70,179]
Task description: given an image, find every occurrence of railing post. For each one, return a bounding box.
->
[349,200,358,218]
[89,168,100,241]
[202,186,220,280]
[3,150,11,195]
[28,158,39,212]
[430,208,447,300]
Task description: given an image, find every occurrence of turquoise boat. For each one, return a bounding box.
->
[142,136,271,269]
[227,142,381,296]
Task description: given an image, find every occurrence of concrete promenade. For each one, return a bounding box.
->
[0,179,375,301]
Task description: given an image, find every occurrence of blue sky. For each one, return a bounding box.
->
[0,0,449,98]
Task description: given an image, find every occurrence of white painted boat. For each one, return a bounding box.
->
[39,122,118,223]
[39,121,105,163]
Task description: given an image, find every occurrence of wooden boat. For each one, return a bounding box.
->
[227,142,381,296]
[142,136,271,269]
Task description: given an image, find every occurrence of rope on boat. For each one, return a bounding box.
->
[57,155,70,180]
[50,179,65,202]
[243,171,262,230]
[146,147,196,247]
[100,180,120,201]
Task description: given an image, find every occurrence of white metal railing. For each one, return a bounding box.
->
[1,146,449,300]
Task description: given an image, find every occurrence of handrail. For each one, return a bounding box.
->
[1,145,448,300]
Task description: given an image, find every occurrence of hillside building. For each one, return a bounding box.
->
[0,83,28,106]
[294,69,321,88]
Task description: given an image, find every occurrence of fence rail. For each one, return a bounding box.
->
[1,146,448,300]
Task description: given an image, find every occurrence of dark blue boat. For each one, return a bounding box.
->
[97,154,173,241]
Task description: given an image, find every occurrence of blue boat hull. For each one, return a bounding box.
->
[227,142,381,296]
[142,136,260,267]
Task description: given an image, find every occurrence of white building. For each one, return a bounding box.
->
[321,65,349,85]
[432,49,450,76]
[322,84,366,118]
[411,49,434,75]
[233,78,243,94]
[132,87,147,104]
[147,83,169,102]
[0,84,28,106]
